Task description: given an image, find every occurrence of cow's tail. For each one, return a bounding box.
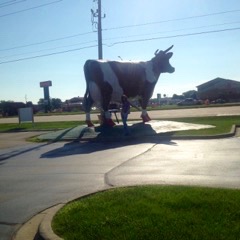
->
[83,60,93,113]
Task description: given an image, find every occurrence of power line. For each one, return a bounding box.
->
[1,20,239,59]
[0,0,63,18]
[0,31,95,52]
[104,9,240,31]
[0,40,98,59]
[0,45,98,64]
[0,26,239,65]
[106,27,240,47]
[0,0,26,8]
[1,8,239,52]
[0,0,17,6]
[102,20,240,42]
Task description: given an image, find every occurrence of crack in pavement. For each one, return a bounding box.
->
[104,143,158,186]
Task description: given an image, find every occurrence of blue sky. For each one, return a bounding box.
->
[0,0,240,104]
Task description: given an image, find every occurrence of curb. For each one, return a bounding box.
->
[79,124,240,142]
[39,204,64,240]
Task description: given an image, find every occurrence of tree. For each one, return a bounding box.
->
[38,98,45,111]
[51,98,62,110]
[172,94,184,100]
[0,100,25,116]
[183,90,197,99]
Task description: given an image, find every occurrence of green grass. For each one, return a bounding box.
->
[165,116,240,136]
[0,121,87,132]
[52,186,240,240]
[0,116,239,137]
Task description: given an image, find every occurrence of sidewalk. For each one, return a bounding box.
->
[37,120,216,142]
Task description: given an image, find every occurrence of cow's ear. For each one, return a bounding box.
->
[166,52,173,59]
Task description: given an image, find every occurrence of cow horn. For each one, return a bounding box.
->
[164,45,174,53]
[154,49,159,55]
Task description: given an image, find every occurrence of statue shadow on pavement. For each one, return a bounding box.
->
[40,122,177,159]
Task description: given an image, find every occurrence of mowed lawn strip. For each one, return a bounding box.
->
[0,116,239,137]
[52,185,240,240]
[166,115,240,136]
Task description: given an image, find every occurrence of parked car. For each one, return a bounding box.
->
[212,99,226,104]
[177,98,202,106]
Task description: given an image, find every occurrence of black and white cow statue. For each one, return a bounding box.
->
[83,45,175,127]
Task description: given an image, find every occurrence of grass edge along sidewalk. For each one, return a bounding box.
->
[0,116,240,138]
[52,185,240,240]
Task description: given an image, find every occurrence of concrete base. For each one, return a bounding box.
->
[37,120,214,142]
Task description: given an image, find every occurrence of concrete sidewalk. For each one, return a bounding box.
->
[37,120,215,142]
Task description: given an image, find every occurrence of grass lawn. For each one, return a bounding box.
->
[52,185,240,240]
[0,121,85,132]
[165,116,240,136]
[1,116,240,137]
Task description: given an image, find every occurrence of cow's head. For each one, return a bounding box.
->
[153,45,175,74]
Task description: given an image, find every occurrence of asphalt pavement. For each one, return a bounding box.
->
[0,109,240,240]
[1,135,239,240]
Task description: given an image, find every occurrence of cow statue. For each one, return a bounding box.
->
[83,45,175,127]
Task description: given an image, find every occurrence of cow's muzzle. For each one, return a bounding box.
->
[169,67,175,73]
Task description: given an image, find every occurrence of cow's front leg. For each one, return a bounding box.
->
[141,109,151,122]
[139,99,151,123]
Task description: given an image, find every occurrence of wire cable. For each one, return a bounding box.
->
[0,0,26,8]
[1,26,239,65]
[0,45,98,64]
[0,40,98,59]
[102,20,240,42]
[2,21,238,60]
[0,0,63,18]
[1,9,239,52]
[106,27,240,47]
[0,31,95,52]
[103,9,240,31]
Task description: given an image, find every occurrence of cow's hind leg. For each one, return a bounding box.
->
[83,94,95,127]
[101,86,115,127]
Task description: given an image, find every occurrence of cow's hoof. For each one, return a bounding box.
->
[104,118,116,127]
[146,114,151,121]
[86,120,94,127]
[141,114,151,122]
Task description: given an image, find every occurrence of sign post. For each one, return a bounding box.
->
[40,81,52,113]
[18,107,34,126]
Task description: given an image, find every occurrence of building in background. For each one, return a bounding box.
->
[197,77,240,102]
[62,97,84,112]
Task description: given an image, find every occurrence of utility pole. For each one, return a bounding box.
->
[97,0,102,59]
[91,0,105,59]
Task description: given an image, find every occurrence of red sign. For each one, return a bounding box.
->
[40,81,52,88]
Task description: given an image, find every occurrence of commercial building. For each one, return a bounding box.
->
[197,77,240,102]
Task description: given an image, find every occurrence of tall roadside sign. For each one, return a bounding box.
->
[40,80,52,113]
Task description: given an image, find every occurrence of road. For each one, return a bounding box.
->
[0,105,240,124]
[1,137,240,240]
[0,106,240,240]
